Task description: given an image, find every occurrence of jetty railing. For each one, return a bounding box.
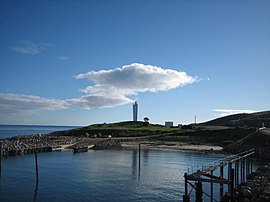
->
[183,148,255,202]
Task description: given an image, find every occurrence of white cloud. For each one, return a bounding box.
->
[9,40,52,55]
[0,63,197,115]
[58,55,68,60]
[73,63,197,109]
[0,93,70,114]
[68,95,133,110]
[213,109,259,117]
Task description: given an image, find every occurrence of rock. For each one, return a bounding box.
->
[241,187,253,198]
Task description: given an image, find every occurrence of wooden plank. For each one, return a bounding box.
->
[186,176,230,184]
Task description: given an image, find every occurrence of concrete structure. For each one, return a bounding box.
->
[165,121,173,127]
[133,101,138,122]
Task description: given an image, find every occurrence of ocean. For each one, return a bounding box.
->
[0,125,81,138]
[0,125,251,202]
[0,149,228,202]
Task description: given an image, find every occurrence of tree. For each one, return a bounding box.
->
[144,117,149,123]
[143,117,149,126]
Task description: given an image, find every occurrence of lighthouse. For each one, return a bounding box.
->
[133,101,138,122]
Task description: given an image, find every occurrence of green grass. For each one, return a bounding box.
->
[58,121,179,137]
[57,121,268,148]
[150,128,255,146]
[86,121,179,132]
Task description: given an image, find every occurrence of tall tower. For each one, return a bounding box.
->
[133,101,138,122]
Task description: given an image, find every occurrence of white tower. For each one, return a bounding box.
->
[133,101,138,122]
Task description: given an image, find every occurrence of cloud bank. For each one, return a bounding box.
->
[213,109,259,117]
[0,63,197,114]
[71,63,197,109]
[0,93,70,114]
[9,40,52,55]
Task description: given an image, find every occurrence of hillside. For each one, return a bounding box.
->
[53,118,270,159]
[55,121,179,137]
[201,110,270,127]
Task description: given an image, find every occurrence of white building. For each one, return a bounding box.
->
[133,101,138,122]
[165,121,173,127]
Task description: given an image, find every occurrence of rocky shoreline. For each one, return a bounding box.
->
[0,134,77,157]
[221,164,270,202]
[234,164,270,202]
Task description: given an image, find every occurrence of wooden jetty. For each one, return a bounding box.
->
[73,146,88,153]
[183,148,255,202]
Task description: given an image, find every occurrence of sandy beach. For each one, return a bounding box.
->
[121,141,223,152]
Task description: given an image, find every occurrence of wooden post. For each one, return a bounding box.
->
[240,159,243,182]
[210,170,213,202]
[250,156,253,173]
[220,162,224,200]
[183,173,190,202]
[246,157,249,175]
[195,181,203,202]
[243,158,246,182]
[236,160,239,185]
[35,151,38,183]
[234,163,237,186]
[228,162,232,192]
[230,168,235,198]
[138,143,141,171]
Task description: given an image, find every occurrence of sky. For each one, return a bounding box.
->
[0,0,269,126]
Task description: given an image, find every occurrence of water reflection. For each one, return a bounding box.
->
[33,181,38,202]
[131,150,137,175]
[143,149,149,163]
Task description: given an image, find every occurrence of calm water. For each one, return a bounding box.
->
[0,149,228,202]
[0,125,81,138]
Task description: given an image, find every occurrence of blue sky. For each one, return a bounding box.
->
[0,0,269,126]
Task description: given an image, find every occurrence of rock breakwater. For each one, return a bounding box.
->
[225,165,270,202]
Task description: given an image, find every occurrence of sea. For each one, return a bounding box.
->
[0,125,81,139]
[0,125,237,202]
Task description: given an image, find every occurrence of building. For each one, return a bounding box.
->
[165,121,173,127]
[133,101,138,122]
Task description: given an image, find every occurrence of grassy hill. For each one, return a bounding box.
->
[152,128,255,146]
[201,110,270,127]
[56,121,179,137]
[54,112,270,156]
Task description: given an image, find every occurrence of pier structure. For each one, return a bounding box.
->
[183,149,255,202]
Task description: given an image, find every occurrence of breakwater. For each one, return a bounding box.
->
[0,134,77,157]
[232,164,270,202]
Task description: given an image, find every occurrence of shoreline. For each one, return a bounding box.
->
[120,141,224,152]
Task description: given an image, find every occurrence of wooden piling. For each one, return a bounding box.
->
[240,159,243,182]
[246,157,249,175]
[184,149,254,201]
[195,181,203,202]
[243,158,246,182]
[220,162,224,200]
[138,143,141,170]
[210,170,213,202]
[250,156,253,173]
[228,162,232,192]
[34,151,38,183]
[234,163,237,186]
[236,160,239,185]
[183,173,190,202]
[230,168,235,198]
